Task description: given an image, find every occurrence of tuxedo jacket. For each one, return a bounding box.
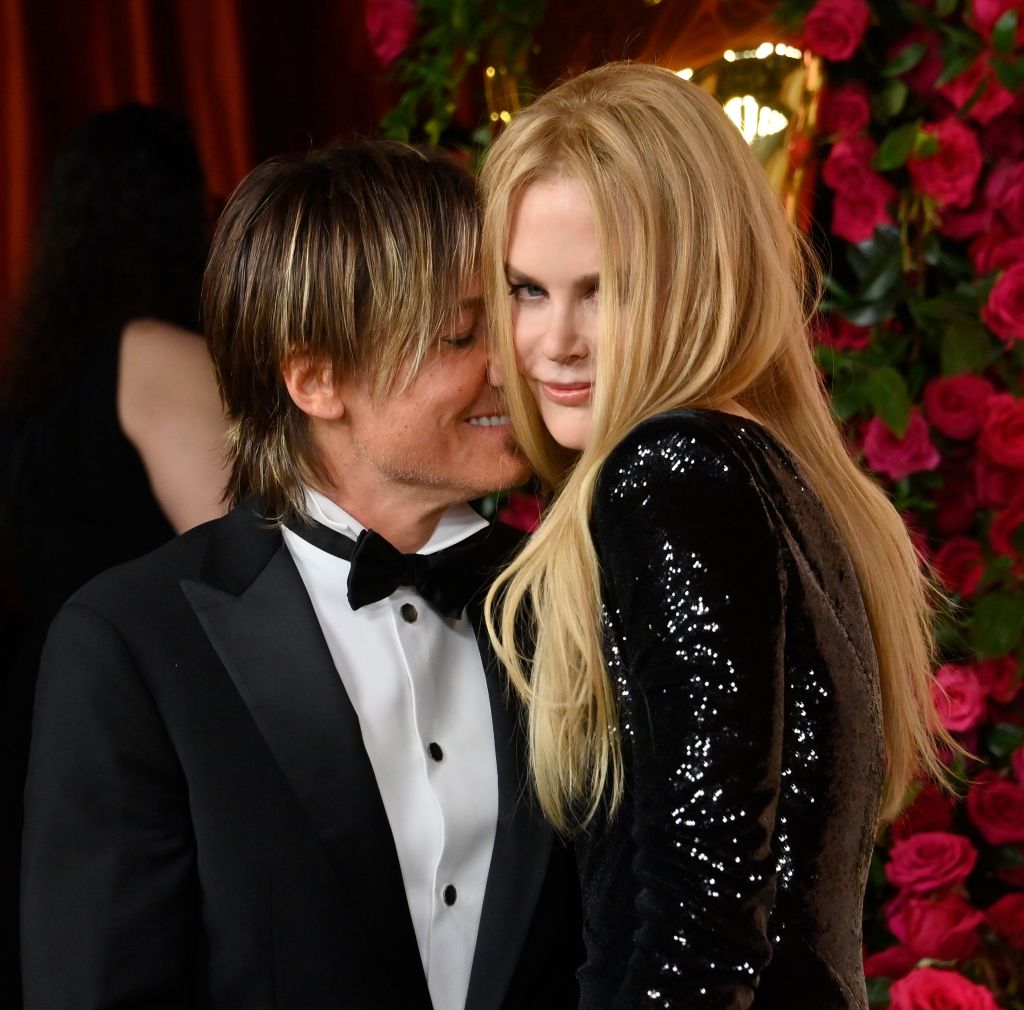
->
[21,500,582,1010]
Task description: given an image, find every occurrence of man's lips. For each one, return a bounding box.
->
[538,381,592,406]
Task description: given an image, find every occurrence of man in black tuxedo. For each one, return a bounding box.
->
[21,142,581,1010]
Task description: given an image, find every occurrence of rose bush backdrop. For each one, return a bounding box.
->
[379,0,1024,1004]
[782,0,1024,1005]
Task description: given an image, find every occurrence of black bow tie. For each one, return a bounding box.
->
[286,517,509,618]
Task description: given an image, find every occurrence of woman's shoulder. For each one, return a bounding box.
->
[597,409,774,503]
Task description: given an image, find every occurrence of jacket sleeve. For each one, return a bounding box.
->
[591,421,786,1010]
[21,600,198,1009]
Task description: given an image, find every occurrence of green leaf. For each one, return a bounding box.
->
[873,121,922,170]
[873,79,909,122]
[994,9,1019,55]
[979,553,1015,593]
[940,320,995,375]
[883,42,927,77]
[831,381,869,421]
[971,592,1024,658]
[866,367,912,436]
[987,723,1024,759]
[935,0,959,17]
[993,55,1024,91]
[935,49,977,88]
[866,977,892,1007]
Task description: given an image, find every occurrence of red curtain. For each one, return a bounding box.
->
[0,0,399,334]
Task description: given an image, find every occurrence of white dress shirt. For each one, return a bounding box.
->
[281,489,498,1010]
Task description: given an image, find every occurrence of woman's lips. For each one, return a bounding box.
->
[539,381,592,406]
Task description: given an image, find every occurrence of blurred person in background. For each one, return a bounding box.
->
[1,103,227,1005]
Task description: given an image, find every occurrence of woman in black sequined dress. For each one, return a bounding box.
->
[482,63,952,1010]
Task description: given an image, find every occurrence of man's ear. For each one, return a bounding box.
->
[281,355,344,420]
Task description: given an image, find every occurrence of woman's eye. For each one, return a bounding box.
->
[509,283,545,301]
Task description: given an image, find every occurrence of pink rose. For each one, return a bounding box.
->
[932,663,987,733]
[863,944,918,979]
[986,892,1024,949]
[817,315,872,349]
[886,892,984,960]
[863,411,941,480]
[831,175,898,242]
[923,375,995,439]
[933,537,985,597]
[971,0,1024,43]
[1013,743,1024,781]
[822,135,879,191]
[970,228,1024,275]
[892,783,957,840]
[979,393,1024,468]
[983,262,1024,343]
[497,490,541,533]
[977,656,1022,703]
[886,831,978,893]
[967,771,1024,844]
[803,0,872,61]
[990,499,1024,568]
[819,82,872,136]
[890,29,944,95]
[908,119,984,209]
[939,54,1016,124]
[985,161,1024,232]
[890,967,1000,1010]
[364,0,418,68]
[974,457,1021,506]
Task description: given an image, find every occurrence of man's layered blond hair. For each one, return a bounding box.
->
[204,141,480,521]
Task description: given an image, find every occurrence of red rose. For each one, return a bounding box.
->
[886,892,984,959]
[987,892,1024,949]
[983,262,1024,343]
[818,314,872,350]
[863,944,918,979]
[892,783,957,840]
[1013,743,1024,781]
[975,457,1022,505]
[971,0,1024,43]
[819,82,872,136]
[803,0,871,61]
[497,490,541,533]
[979,393,1024,468]
[863,411,941,480]
[891,29,944,95]
[939,54,1016,125]
[363,0,417,68]
[886,831,978,893]
[935,464,977,535]
[990,499,1024,568]
[985,161,1024,232]
[831,174,898,243]
[822,135,878,191]
[890,967,1000,1010]
[932,663,987,732]
[970,228,1024,276]
[967,771,1024,844]
[977,656,1022,703]
[982,111,1024,162]
[940,204,995,240]
[924,375,995,439]
[908,119,984,209]
[933,537,985,597]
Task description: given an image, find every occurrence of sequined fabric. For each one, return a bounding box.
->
[578,409,884,1010]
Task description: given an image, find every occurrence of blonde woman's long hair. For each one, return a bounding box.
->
[481,62,951,833]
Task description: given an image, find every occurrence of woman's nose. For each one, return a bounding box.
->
[542,303,589,362]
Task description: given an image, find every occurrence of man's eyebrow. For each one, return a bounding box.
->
[458,295,483,311]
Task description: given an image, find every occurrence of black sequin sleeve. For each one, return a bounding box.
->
[590,419,786,1009]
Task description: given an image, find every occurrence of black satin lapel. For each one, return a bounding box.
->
[464,599,553,1010]
[182,541,431,1008]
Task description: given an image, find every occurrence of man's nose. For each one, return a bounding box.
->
[486,351,505,388]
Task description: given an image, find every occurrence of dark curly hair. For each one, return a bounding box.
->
[1,104,207,411]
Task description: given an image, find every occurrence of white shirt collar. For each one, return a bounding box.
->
[304,487,488,556]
